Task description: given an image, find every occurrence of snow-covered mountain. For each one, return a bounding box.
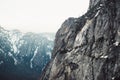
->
[0,26,55,80]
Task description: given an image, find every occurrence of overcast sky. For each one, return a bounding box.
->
[0,0,89,33]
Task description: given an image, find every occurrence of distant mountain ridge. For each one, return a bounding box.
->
[0,26,55,80]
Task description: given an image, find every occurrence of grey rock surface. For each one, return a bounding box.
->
[40,0,120,80]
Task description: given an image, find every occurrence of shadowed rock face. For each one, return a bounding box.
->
[40,0,120,80]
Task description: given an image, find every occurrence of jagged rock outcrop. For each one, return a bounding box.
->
[0,27,55,80]
[40,0,120,80]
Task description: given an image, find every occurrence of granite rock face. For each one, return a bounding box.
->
[40,0,120,80]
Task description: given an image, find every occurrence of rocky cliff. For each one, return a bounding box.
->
[40,0,120,80]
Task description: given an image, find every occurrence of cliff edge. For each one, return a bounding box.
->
[40,0,120,80]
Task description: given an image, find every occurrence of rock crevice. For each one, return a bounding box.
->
[40,0,120,80]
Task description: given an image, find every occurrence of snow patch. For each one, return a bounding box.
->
[9,32,23,54]
[13,45,17,53]
[8,52,12,56]
[30,47,39,68]
[46,52,51,58]
[18,40,24,48]
[13,58,18,65]
[9,34,18,53]
[8,52,18,65]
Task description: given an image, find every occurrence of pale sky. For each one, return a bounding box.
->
[0,0,89,33]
